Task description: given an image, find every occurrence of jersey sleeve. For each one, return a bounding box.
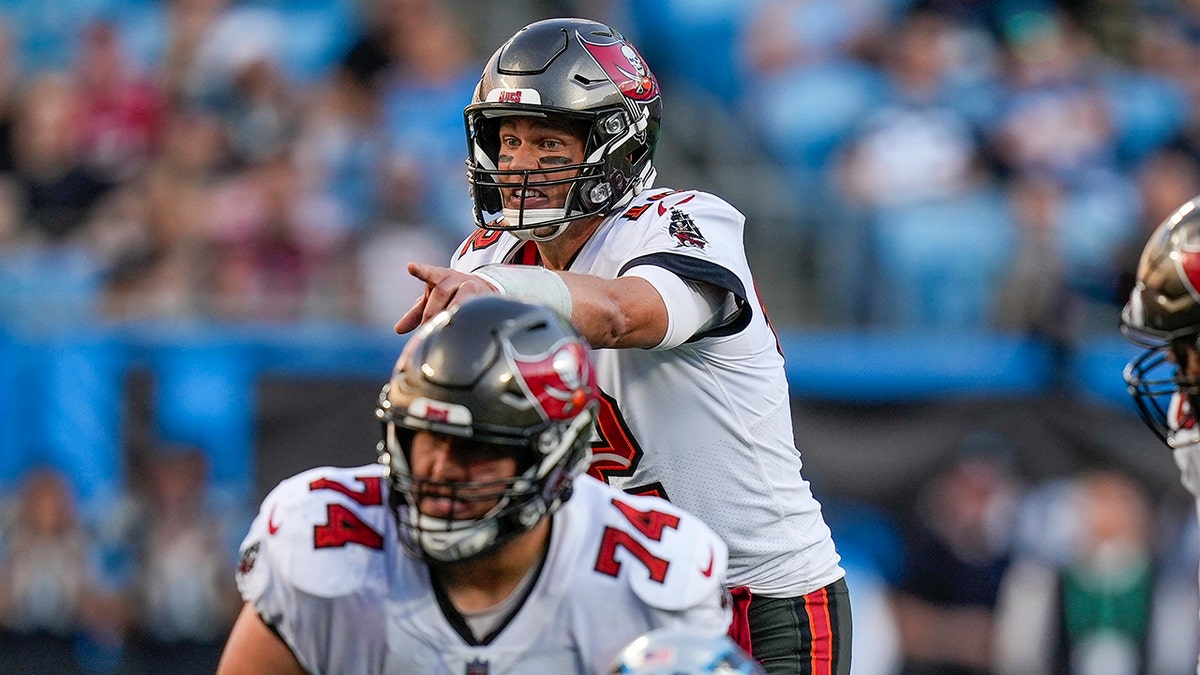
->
[235,465,393,674]
[588,482,732,631]
[617,190,755,341]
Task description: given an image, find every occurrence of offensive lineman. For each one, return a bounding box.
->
[394,18,850,674]
[216,297,731,674]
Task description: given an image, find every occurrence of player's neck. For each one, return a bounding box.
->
[436,518,550,613]
[537,215,603,270]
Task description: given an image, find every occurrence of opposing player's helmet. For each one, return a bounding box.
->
[1122,195,1200,445]
[607,628,765,675]
[377,296,599,562]
[464,17,662,241]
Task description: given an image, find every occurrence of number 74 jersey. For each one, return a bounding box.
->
[235,464,732,675]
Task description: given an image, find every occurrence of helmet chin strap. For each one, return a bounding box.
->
[503,207,571,242]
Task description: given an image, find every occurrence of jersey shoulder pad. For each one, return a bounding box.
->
[573,478,729,612]
[237,464,393,600]
[451,228,516,268]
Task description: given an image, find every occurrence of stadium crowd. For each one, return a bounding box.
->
[1,0,1200,672]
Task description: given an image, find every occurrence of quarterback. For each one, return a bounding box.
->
[395,18,849,674]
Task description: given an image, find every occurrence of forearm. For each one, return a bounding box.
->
[558,272,667,349]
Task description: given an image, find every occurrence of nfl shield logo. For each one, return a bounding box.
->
[465,658,489,675]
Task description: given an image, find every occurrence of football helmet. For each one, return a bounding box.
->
[1121,195,1200,446]
[377,296,599,562]
[607,628,765,675]
[464,17,662,241]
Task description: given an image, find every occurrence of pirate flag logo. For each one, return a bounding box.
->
[578,34,660,102]
[668,209,707,250]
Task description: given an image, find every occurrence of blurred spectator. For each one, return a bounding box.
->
[989,8,1115,182]
[377,0,480,239]
[835,7,995,211]
[0,467,124,675]
[1112,146,1200,306]
[737,0,891,177]
[893,435,1020,674]
[119,446,241,675]
[293,37,391,239]
[994,469,1158,675]
[160,0,230,106]
[202,157,315,320]
[992,171,1074,343]
[101,109,225,319]
[11,73,111,243]
[74,21,165,184]
[833,6,1010,328]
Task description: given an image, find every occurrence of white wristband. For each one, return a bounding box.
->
[471,264,574,321]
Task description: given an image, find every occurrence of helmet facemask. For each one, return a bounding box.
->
[378,407,594,563]
[1123,329,1200,448]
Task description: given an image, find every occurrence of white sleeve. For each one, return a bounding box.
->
[624,265,730,350]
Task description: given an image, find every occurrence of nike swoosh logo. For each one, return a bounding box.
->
[700,547,714,577]
[268,505,281,535]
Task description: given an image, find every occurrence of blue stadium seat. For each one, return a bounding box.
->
[749,60,887,172]
[149,338,256,505]
[28,333,127,519]
[869,189,1016,328]
[1103,70,1189,165]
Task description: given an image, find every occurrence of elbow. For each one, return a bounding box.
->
[586,303,647,349]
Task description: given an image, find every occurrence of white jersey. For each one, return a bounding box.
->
[1165,393,1200,499]
[236,465,730,675]
[452,187,844,595]
[1159,393,1200,675]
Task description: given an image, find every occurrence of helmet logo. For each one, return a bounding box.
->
[512,340,597,421]
[484,87,542,105]
[579,35,659,102]
[1178,245,1200,300]
[405,397,473,426]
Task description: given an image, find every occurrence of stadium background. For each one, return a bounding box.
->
[0,0,1195,672]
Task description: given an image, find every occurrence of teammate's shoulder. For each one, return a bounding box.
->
[239,464,395,599]
[566,476,729,611]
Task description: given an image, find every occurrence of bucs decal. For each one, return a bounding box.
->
[667,208,707,250]
[1179,245,1200,302]
[511,339,597,421]
[237,541,260,577]
[578,34,659,102]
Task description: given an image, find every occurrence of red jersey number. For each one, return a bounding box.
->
[309,476,386,550]
[594,498,681,583]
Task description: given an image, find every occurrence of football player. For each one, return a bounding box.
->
[393,18,850,674]
[1122,194,1200,675]
[217,297,731,674]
